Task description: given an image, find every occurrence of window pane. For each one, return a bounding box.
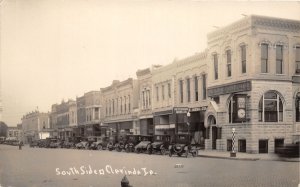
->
[296,47,300,62]
[265,111,277,122]
[276,45,283,60]
[276,60,283,74]
[261,44,268,59]
[264,100,277,111]
[265,92,277,99]
[261,60,268,73]
[214,54,218,79]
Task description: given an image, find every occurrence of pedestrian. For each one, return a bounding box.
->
[19,141,23,150]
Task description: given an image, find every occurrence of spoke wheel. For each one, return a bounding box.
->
[97,144,102,150]
[161,147,166,155]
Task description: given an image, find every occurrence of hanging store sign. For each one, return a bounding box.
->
[207,81,251,97]
[173,107,189,114]
[155,124,176,129]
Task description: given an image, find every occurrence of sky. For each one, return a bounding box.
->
[1,0,300,126]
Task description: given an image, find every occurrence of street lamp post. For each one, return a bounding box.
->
[230,128,236,157]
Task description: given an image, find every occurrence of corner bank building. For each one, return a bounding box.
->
[204,15,300,153]
[149,15,300,154]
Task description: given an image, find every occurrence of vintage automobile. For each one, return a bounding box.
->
[148,135,171,155]
[125,135,148,153]
[114,135,128,152]
[29,140,39,148]
[49,140,64,148]
[107,136,118,151]
[134,135,153,153]
[276,141,300,158]
[62,141,75,149]
[168,134,198,157]
[75,140,90,149]
[90,136,110,150]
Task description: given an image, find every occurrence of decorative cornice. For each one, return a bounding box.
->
[208,15,300,44]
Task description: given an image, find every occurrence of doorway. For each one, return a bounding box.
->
[259,139,268,153]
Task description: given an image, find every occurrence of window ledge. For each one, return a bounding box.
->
[275,74,287,76]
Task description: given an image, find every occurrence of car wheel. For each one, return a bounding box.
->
[177,153,182,157]
[97,145,102,150]
[125,147,130,153]
[169,151,172,157]
[116,147,121,152]
[161,147,166,155]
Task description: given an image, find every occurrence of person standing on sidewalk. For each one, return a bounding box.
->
[18,141,23,150]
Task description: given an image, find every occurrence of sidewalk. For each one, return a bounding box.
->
[197,150,300,162]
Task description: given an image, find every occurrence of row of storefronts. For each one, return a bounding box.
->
[21,15,300,154]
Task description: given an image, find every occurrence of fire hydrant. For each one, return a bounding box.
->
[121,175,133,187]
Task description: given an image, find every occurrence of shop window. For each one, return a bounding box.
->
[241,45,247,74]
[227,139,232,151]
[296,93,300,122]
[226,50,232,77]
[229,95,247,123]
[213,54,218,80]
[276,45,283,74]
[261,44,269,73]
[258,91,283,122]
[259,139,268,153]
[296,47,300,74]
[238,139,246,152]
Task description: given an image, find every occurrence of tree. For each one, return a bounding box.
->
[0,121,8,137]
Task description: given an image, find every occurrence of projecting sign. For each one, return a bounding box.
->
[173,107,189,114]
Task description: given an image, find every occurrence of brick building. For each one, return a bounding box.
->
[205,15,300,153]
[101,78,139,139]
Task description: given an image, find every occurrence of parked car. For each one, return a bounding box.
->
[49,140,64,148]
[114,135,128,152]
[62,141,75,149]
[107,136,118,151]
[76,141,89,149]
[276,141,300,158]
[134,135,153,153]
[168,134,198,157]
[29,140,39,148]
[90,136,110,150]
[124,135,146,153]
[148,135,171,155]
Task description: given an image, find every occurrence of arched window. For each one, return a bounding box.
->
[258,91,283,122]
[296,93,300,122]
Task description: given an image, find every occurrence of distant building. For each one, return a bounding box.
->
[75,91,102,138]
[6,127,21,141]
[21,111,50,143]
[101,78,139,138]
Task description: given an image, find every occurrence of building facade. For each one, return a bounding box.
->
[21,111,50,143]
[75,91,102,138]
[6,126,22,141]
[205,15,300,153]
[101,78,139,139]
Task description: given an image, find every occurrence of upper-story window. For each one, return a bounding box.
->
[276,45,283,74]
[241,45,246,74]
[142,91,145,109]
[120,97,123,114]
[296,93,300,122]
[156,86,159,101]
[179,80,183,103]
[128,95,131,113]
[186,78,191,102]
[148,90,151,106]
[296,47,300,74]
[261,44,269,73]
[124,96,127,114]
[202,74,207,100]
[213,54,218,80]
[259,91,283,122]
[194,76,198,101]
[112,99,115,115]
[226,50,232,77]
[162,85,165,100]
[145,90,149,108]
[168,83,171,98]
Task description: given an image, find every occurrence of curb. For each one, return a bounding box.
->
[198,155,259,161]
